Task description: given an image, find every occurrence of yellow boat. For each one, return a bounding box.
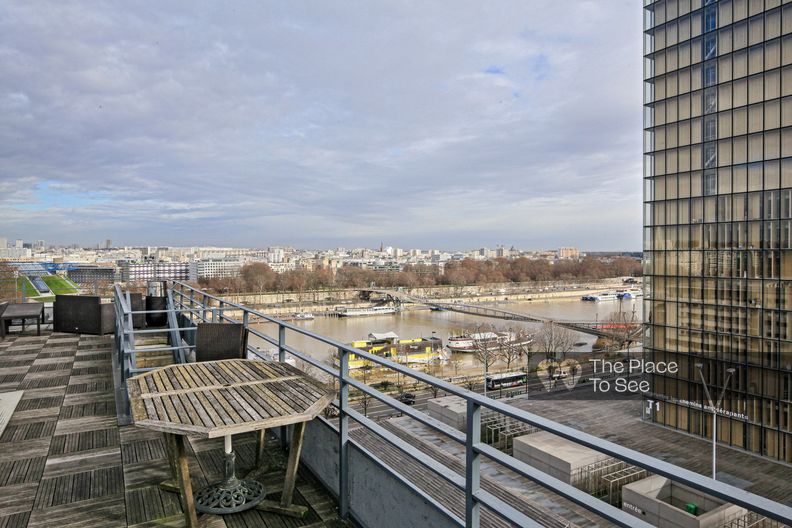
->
[338,332,447,369]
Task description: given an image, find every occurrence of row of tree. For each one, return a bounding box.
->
[0,263,17,302]
[467,323,580,374]
[199,256,641,294]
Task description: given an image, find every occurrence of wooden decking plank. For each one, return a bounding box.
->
[0,482,38,517]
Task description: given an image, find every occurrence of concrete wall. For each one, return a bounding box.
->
[289,418,459,528]
[622,475,746,528]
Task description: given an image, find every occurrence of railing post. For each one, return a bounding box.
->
[278,323,288,448]
[125,291,136,375]
[338,346,349,520]
[465,400,481,528]
[278,324,286,363]
[202,294,208,321]
[218,301,224,322]
[189,289,195,323]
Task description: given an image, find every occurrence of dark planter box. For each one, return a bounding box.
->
[146,296,167,327]
[54,295,114,336]
[129,293,145,329]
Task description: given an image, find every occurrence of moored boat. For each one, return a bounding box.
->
[252,346,297,366]
[446,331,532,353]
[336,332,446,369]
[335,306,397,317]
[583,291,619,301]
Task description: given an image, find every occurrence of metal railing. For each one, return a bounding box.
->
[113,284,196,421]
[165,281,792,528]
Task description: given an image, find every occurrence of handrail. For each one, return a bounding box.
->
[166,280,792,527]
[113,283,193,422]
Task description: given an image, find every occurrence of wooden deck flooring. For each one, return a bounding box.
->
[0,331,345,528]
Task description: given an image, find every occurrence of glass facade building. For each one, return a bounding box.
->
[643,0,792,462]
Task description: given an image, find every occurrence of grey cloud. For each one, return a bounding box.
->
[0,0,642,250]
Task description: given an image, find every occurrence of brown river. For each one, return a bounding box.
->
[247,297,643,372]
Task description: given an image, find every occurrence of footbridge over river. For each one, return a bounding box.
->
[361,289,643,343]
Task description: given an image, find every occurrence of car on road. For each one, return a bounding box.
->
[396,392,416,405]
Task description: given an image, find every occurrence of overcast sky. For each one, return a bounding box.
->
[0,1,643,251]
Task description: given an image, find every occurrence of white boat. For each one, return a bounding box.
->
[447,331,532,353]
[584,291,619,301]
[293,312,315,320]
[616,289,643,299]
[251,346,296,366]
[336,306,397,317]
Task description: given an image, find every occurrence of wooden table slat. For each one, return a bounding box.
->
[234,383,274,421]
[193,390,224,428]
[217,388,253,423]
[219,361,253,383]
[175,393,202,427]
[250,383,298,417]
[202,388,235,427]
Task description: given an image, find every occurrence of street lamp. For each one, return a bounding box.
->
[695,363,736,480]
[483,346,489,398]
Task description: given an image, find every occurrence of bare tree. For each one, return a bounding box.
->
[0,263,18,303]
[240,263,276,293]
[359,365,373,417]
[425,359,444,398]
[469,324,504,397]
[534,322,577,360]
[449,359,462,377]
[605,308,642,353]
[295,359,332,385]
[322,356,340,419]
[499,327,535,370]
[533,323,576,384]
[471,324,502,374]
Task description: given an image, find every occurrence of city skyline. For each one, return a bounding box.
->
[0,1,642,249]
[0,235,637,254]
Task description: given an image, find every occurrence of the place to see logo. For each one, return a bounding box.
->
[536,358,582,391]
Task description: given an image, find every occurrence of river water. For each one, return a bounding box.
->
[248,296,643,370]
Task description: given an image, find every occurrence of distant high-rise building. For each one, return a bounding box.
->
[0,248,31,259]
[14,239,23,249]
[0,238,6,249]
[105,239,112,249]
[643,1,792,462]
[67,264,117,285]
[557,247,580,260]
[118,261,196,282]
[194,259,243,279]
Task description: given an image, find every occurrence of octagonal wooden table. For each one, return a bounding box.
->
[127,358,335,527]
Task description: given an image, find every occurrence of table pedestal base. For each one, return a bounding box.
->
[194,441,265,515]
[194,476,265,514]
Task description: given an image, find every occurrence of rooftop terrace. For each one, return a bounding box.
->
[0,331,343,528]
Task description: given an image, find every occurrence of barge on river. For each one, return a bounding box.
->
[336,332,446,369]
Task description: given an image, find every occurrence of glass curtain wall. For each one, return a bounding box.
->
[644,0,792,462]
